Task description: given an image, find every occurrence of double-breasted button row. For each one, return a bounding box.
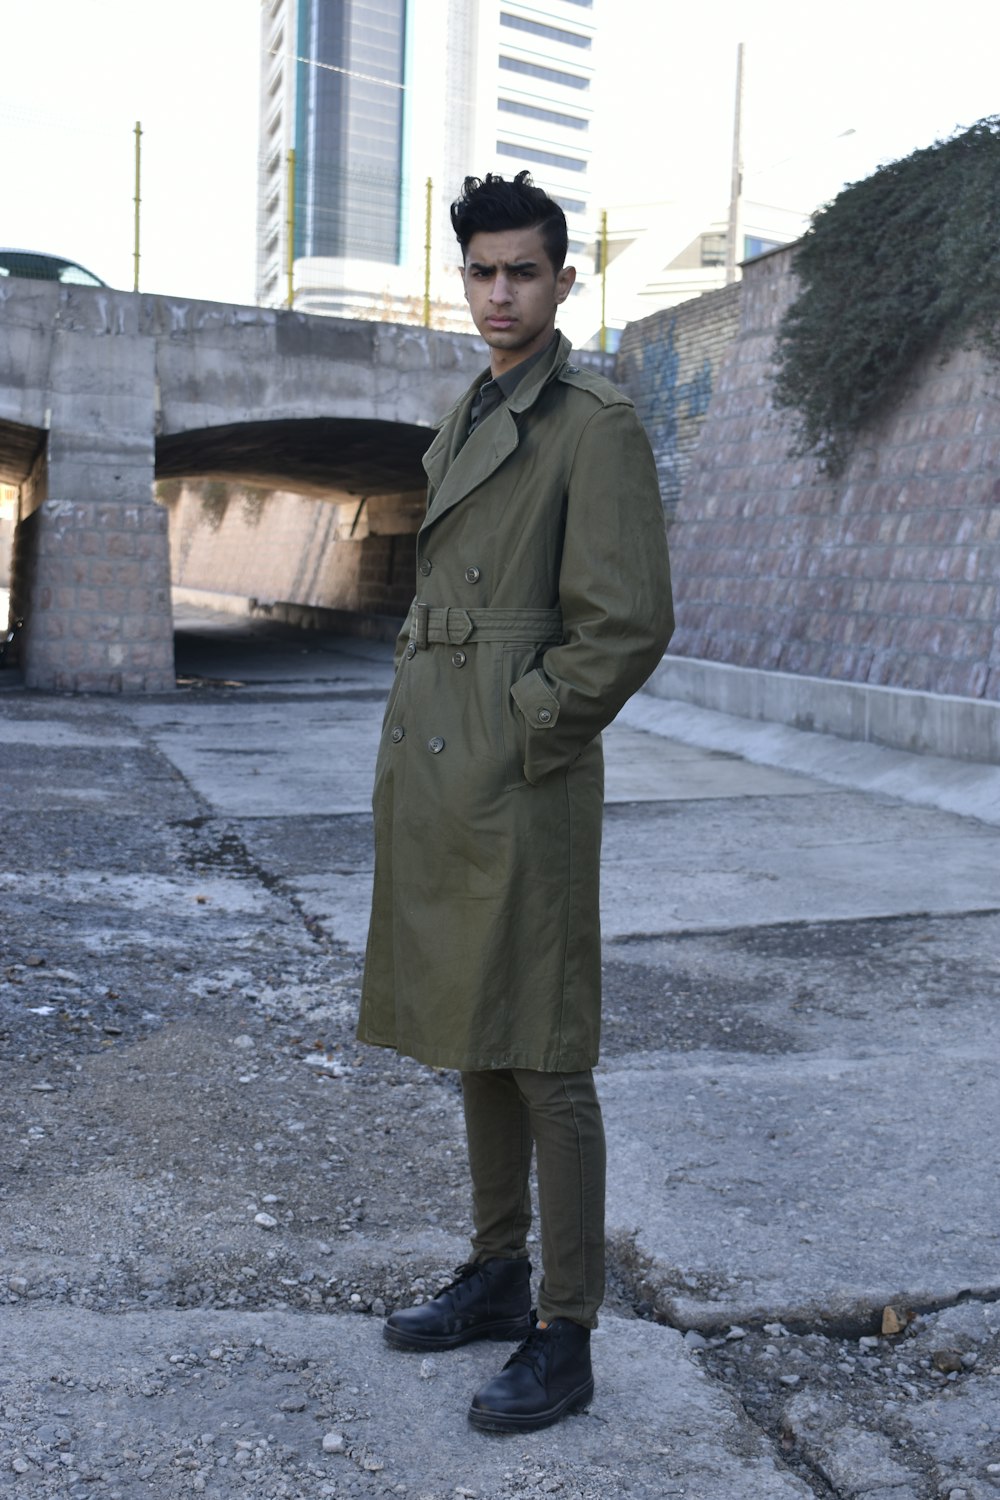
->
[451,650,467,668]
[419,558,433,576]
[391,725,446,754]
[405,641,417,659]
[464,566,481,584]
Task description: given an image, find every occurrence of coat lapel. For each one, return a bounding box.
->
[422,406,520,530]
[420,333,571,533]
[421,382,478,496]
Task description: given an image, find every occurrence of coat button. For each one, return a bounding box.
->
[405,641,417,659]
[391,726,405,743]
[428,736,445,753]
[419,559,433,576]
[464,566,481,584]
[451,650,467,668]
[537,707,553,723]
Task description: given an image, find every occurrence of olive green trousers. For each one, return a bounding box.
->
[459,1067,606,1329]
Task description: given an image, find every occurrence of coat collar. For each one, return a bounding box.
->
[421,332,572,530]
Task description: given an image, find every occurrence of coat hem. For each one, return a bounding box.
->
[356,1026,597,1075]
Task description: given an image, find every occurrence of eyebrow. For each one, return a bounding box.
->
[467,258,540,274]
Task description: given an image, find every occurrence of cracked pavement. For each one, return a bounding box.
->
[1,604,999,1500]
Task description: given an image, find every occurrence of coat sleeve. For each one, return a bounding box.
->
[509,400,674,785]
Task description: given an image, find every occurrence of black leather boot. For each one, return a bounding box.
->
[468,1317,593,1432]
[383,1258,532,1351]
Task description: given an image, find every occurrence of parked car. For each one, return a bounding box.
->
[0,249,106,287]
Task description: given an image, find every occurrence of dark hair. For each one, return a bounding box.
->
[450,170,568,271]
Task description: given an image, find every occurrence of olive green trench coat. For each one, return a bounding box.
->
[357,332,673,1072]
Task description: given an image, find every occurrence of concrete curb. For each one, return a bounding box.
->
[646,655,1000,767]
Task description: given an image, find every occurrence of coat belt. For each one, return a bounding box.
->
[410,603,564,650]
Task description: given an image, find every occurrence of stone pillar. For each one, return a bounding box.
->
[20,290,175,693]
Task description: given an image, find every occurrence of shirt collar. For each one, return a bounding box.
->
[466,333,564,439]
[491,335,559,399]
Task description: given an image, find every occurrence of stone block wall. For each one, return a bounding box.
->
[19,494,174,693]
[616,284,741,520]
[163,481,419,624]
[661,246,1000,702]
[0,510,13,589]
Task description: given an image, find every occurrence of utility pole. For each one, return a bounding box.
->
[599,209,608,354]
[725,42,745,286]
[286,149,296,309]
[423,177,433,327]
[132,121,142,293]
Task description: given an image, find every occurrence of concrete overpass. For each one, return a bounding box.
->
[0,279,487,691]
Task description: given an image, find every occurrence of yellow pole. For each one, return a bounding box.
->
[599,209,608,354]
[423,176,433,327]
[726,42,746,285]
[132,121,142,293]
[286,148,296,309]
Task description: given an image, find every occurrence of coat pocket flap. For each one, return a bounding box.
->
[510,669,560,729]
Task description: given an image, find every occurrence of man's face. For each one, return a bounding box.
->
[462,226,576,374]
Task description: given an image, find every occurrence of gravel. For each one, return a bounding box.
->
[4,663,1000,1500]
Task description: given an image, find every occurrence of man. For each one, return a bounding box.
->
[358,171,673,1432]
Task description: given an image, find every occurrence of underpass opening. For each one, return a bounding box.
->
[0,417,47,672]
[155,416,433,650]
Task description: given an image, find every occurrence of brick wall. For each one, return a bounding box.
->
[661,246,1000,702]
[616,284,741,520]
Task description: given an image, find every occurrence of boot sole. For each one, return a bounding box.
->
[383,1315,533,1353]
[467,1376,594,1433]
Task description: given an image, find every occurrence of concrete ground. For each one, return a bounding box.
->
[1,604,998,1500]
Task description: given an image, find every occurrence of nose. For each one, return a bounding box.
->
[490,273,512,305]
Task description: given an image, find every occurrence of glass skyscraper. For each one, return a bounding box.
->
[256,0,597,321]
[294,0,407,263]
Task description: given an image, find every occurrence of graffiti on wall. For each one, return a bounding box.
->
[621,316,715,519]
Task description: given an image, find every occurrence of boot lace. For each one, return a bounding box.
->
[502,1319,548,1371]
[432,1262,480,1300]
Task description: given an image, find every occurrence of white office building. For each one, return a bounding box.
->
[256,0,598,326]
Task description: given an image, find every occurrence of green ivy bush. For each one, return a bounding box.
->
[773,116,1000,475]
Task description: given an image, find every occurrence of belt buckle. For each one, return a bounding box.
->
[413,602,430,650]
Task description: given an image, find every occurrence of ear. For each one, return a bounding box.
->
[555,264,576,304]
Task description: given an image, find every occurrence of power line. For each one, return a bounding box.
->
[268,48,405,92]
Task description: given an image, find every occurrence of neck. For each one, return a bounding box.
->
[489,330,558,379]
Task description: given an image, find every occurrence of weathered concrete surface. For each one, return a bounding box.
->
[0,281,483,476]
[0,279,486,691]
[0,1308,811,1500]
[2,606,999,1498]
[646,653,1000,769]
[619,691,1000,828]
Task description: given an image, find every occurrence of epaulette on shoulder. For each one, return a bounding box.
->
[556,361,634,409]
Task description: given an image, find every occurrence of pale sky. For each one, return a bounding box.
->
[2,0,998,306]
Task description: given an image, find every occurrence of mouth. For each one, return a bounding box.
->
[487,317,515,329]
